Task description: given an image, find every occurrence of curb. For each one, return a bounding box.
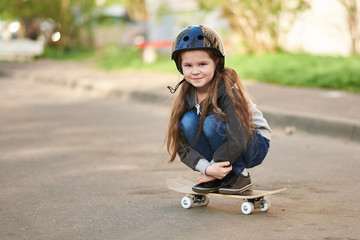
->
[262,109,360,142]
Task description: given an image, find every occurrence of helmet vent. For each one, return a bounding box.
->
[183,36,189,41]
[197,35,204,40]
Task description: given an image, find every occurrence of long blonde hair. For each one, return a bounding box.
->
[166,50,253,163]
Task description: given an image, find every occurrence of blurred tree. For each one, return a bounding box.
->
[93,0,147,21]
[123,0,148,21]
[198,0,310,54]
[0,0,96,48]
[337,0,359,55]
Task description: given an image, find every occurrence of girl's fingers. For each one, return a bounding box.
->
[216,161,230,167]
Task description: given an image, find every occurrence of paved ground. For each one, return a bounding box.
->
[0,71,359,240]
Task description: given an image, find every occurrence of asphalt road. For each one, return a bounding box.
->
[0,78,359,240]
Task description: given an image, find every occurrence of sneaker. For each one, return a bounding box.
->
[192,179,222,193]
[218,172,253,194]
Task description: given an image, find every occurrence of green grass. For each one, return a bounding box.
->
[227,52,360,93]
[95,45,175,72]
[43,46,96,61]
[43,46,360,93]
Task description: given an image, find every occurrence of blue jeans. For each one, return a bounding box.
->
[179,110,270,175]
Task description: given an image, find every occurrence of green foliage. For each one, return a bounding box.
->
[0,0,59,20]
[0,0,96,47]
[227,52,360,93]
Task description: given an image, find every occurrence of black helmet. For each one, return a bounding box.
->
[171,25,225,74]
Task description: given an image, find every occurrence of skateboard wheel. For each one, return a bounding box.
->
[241,201,254,215]
[198,195,210,206]
[259,199,270,212]
[181,195,193,209]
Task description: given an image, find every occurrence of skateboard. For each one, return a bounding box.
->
[166,177,287,215]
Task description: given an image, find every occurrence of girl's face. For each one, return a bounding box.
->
[181,50,218,93]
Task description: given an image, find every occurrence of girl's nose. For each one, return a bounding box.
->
[192,67,200,74]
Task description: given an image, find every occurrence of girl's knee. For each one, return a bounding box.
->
[180,110,198,132]
[203,115,226,138]
[243,133,270,168]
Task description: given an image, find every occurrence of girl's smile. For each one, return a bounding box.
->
[181,50,218,97]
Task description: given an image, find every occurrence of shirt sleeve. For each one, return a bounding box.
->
[177,132,207,171]
[212,93,249,164]
[195,159,211,175]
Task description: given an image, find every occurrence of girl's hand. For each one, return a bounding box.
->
[196,173,216,185]
[205,161,232,180]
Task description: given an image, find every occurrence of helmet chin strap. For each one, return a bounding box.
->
[167,79,186,94]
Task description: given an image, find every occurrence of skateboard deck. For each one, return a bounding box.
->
[166,177,287,215]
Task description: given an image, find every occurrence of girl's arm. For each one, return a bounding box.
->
[177,133,206,171]
[213,94,249,164]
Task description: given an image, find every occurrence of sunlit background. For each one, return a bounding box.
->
[0,0,359,92]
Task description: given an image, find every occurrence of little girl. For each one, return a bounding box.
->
[166,25,271,194]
